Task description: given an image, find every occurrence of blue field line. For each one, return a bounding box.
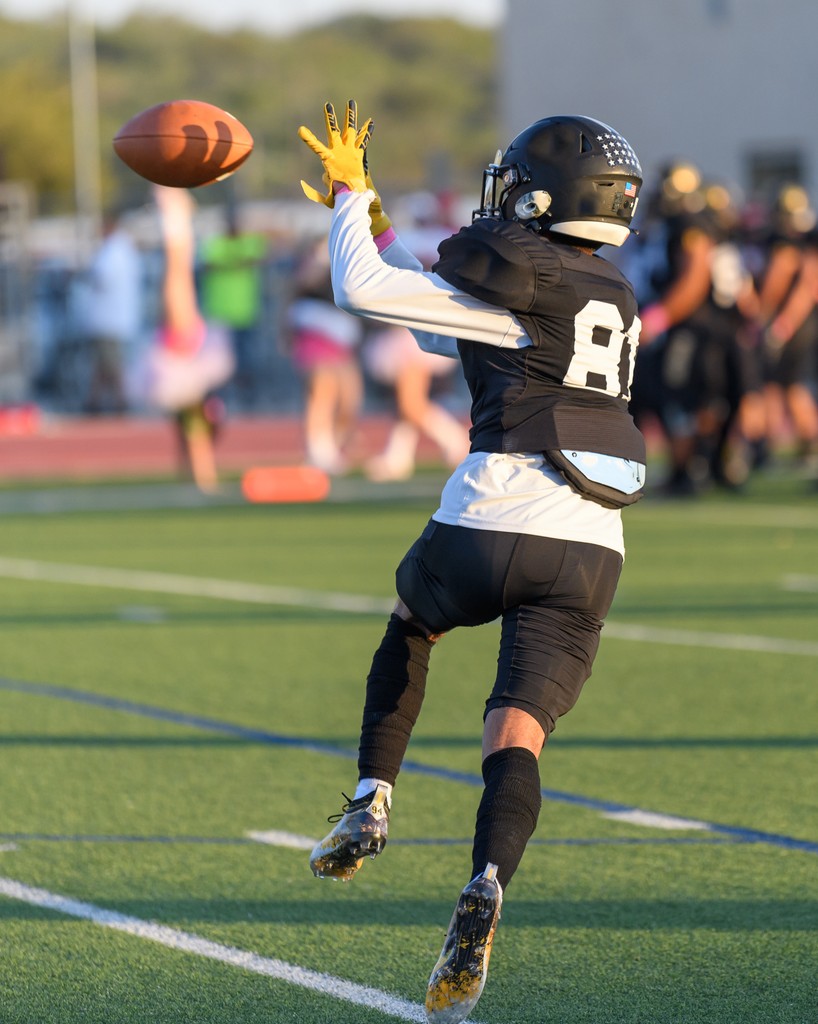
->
[3,676,818,856]
[0,832,747,848]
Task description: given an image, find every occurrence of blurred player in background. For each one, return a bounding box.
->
[629,162,762,492]
[756,185,818,468]
[298,101,645,1022]
[629,162,718,493]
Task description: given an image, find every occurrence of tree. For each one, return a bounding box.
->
[0,13,497,214]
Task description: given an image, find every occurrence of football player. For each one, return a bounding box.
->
[299,100,645,1023]
[634,165,763,492]
[757,186,818,469]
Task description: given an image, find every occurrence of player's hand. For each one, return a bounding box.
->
[298,100,372,199]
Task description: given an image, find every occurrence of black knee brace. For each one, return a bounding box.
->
[357,613,434,784]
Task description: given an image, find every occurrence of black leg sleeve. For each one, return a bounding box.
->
[357,614,434,785]
[472,747,542,892]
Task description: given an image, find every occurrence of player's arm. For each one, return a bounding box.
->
[329,189,528,348]
[767,245,818,344]
[366,217,457,357]
[758,241,801,320]
[639,227,713,343]
[357,162,460,356]
[299,99,528,350]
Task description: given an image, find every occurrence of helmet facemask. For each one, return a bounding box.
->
[475,151,517,220]
[475,155,552,224]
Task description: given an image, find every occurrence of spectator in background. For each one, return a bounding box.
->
[199,199,267,410]
[287,237,364,475]
[82,207,143,414]
[362,323,470,481]
[363,192,470,481]
[132,186,235,492]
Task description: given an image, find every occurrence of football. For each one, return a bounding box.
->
[113,99,254,188]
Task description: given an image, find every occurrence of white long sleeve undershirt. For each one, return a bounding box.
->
[328,189,531,354]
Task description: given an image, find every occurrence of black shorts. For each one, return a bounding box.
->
[395,520,623,737]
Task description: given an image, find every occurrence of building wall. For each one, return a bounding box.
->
[502,0,818,203]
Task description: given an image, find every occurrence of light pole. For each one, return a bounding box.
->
[69,0,102,264]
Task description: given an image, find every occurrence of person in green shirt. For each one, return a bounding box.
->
[199,204,267,408]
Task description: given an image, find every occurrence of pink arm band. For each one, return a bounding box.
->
[332,183,396,250]
[374,227,397,251]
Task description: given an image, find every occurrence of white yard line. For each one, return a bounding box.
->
[601,810,712,831]
[782,574,818,593]
[0,876,439,1023]
[603,622,818,657]
[245,830,316,850]
[0,556,393,615]
[0,555,816,657]
[637,504,818,530]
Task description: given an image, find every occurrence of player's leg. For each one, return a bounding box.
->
[154,185,200,340]
[311,522,510,882]
[658,325,701,493]
[333,357,363,458]
[426,535,622,1023]
[309,607,440,881]
[181,399,219,493]
[424,704,544,1024]
[392,361,468,469]
[304,364,346,473]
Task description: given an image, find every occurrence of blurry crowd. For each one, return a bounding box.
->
[286,190,469,481]
[617,162,818,495]
[10,165,818,494]
[20,188,470,489]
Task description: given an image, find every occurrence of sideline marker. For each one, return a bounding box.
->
[241,465,331,504]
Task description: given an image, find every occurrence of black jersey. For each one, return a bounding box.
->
[433,219,644,463]
[648,210,718,299]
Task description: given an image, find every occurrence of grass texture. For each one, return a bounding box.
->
[0,471,816,1023]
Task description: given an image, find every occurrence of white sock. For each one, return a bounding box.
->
[355,778,393,807]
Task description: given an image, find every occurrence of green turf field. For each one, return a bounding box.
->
[0,473,816,1023]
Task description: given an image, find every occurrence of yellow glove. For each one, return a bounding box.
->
[300,161,391,238]
[300,169,333,208]
[364,160,392,236]
[298,100,372,201]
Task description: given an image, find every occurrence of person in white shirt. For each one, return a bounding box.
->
[82,209,143,413]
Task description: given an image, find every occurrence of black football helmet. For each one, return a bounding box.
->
[772,183,816,236]
[475,114,643,247]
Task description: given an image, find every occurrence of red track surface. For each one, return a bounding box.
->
[0,413,439,482]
